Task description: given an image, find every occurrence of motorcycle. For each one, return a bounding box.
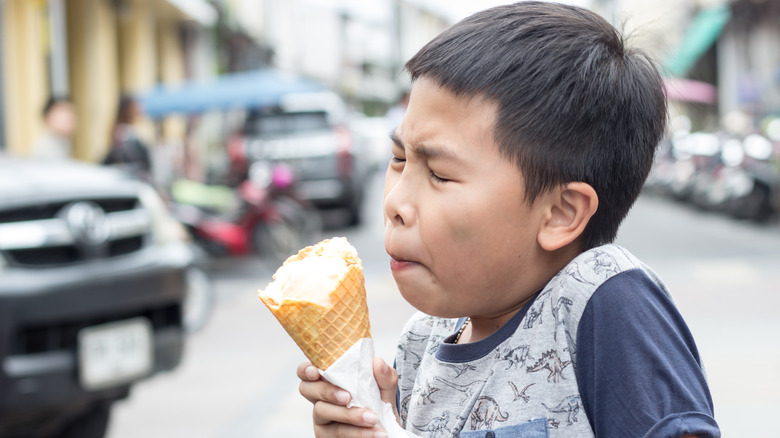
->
[169,161,322,263]
[647,130,778,222]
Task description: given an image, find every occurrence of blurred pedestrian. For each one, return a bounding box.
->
[34,96,76,159]
[103,94,152,181]
[385,90,410,132]
[382,91,410,164]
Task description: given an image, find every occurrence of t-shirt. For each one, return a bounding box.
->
[394,244,720,437]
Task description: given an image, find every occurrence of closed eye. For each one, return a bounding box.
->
[429,170,448,183]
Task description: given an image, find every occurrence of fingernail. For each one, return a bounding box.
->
[380,360,389,374]
[362,410,378,426]
[305,366,319,380]
[335,390,350,405]
[374,431,388,438]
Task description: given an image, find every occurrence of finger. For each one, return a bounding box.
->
[313,401,379,428]
[373,357,399,405]
[300,379,352,406]
[296,361,321,381]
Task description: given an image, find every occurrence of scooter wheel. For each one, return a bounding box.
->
[252,218,302,264]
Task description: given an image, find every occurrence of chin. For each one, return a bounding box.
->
[396,284,461,319]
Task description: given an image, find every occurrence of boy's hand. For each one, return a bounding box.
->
[372,356,400,423]
[297,357,399,438]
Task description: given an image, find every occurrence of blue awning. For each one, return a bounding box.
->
[664,5,731,78]
[139,69,325,118]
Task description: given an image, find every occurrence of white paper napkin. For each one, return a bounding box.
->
[320,338,414,437]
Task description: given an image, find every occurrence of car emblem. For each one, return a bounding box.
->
[63,201,110,246]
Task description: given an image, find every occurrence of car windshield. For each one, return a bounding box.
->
[247,111,330,137]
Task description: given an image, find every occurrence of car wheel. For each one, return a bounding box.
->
[744,182,773,222]
[183,267,214,333]
[274,196,323,246]
[346,193,363,226]
[56,404,110,438]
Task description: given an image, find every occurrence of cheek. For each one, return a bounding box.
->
[433,195,489,244]
[382,171,396,212]
[430,198,522,269]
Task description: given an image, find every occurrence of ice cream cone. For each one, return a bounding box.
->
[258,237,371,370]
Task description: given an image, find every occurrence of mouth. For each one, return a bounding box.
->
[390,258,419,272]
[387,251,421,272]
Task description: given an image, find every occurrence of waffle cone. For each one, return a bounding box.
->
[258,238,371,370]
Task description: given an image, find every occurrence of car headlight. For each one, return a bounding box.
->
[137,184,189,245]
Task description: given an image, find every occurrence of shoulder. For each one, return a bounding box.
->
[577,267,700,373]
[582,268,686,338]
[575,269,719,437]
[537,244,663,342]
[560,245,655,293]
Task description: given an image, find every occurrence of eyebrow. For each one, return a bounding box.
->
[389,130,457,161]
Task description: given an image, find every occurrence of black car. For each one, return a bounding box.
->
[0,156,199,437]
[241,91,372,225]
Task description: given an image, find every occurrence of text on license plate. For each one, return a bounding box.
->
[78,317,153,391]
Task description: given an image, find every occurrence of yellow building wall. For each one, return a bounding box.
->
[1,0,49,156]
[118,0,157,93]
[66,0,120,161]
[2,0,200,162]
[157,18,187,144]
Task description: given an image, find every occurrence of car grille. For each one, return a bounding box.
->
[10,304,181,355]
[0,198,138,223]
[0,197,152,268]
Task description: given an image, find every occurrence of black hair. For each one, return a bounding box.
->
[115,94,139,125]
[42,95,71,117]
[404,1,667,249]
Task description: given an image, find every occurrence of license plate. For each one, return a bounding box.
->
[78,318,153,390]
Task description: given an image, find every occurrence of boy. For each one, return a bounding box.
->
[298,2,719,437]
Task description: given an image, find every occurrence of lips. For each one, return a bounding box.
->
[389,258,419,272]
[386,247,421,272]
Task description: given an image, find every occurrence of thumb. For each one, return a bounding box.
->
[373,357,399,417]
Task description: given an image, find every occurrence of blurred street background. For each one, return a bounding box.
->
[2,0,780,437]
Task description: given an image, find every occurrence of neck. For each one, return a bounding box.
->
[461,295,534,344]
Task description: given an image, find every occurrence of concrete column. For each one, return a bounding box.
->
[1,0,49,156]
[117,0,157,93]
[156,18,186,144]
[66,0,120,161]
[156,17,187,183]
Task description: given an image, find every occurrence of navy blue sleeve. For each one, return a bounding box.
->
[575,269,720,438]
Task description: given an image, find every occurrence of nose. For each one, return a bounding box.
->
[383,170,414,228]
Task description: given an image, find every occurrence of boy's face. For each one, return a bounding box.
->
[384,77,550,320]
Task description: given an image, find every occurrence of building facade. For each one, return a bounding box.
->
[0,0,216,160]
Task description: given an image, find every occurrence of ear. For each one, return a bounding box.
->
[537,182,598,252]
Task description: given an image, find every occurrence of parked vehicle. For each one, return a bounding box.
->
[0,156,201,438]
[646,131,779,222]
[238,91,372,225]
[169,161,321,263]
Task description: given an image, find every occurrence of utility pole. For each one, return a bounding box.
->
[47,0,70,97]
[0,0,6,150]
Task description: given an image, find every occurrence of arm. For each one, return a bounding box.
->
[575,270,720,438]
[297,357,399,438]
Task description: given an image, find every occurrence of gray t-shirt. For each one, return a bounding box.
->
[394,244,718,437]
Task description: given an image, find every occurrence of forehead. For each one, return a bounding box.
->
[398,77,499,157]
